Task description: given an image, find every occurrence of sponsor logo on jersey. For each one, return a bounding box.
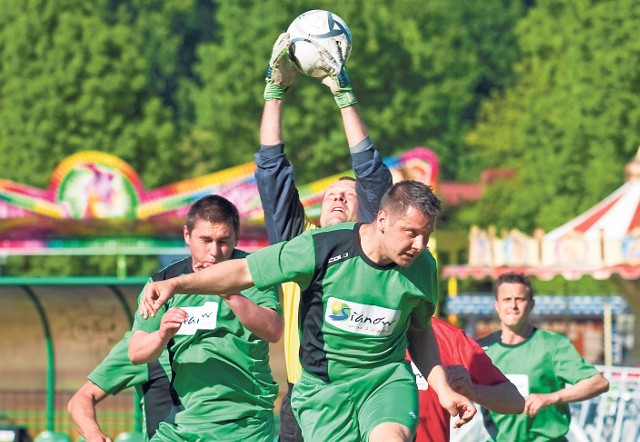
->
[328,252,349,264]
[325,297,401,336]
[175,302,219,335]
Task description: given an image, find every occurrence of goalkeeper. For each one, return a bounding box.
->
[256,33,392,442]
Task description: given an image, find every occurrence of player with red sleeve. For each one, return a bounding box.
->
[411,317,524,442]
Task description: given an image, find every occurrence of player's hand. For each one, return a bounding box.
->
[524,392,558,417]
[264,32,297,101]
[159,307,188,340]
[446,365,476,399]
[317,41,357,108]
[139,278,179,319]
[439,390,477,429]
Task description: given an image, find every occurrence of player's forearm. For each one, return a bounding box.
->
[68,390,108,440]
[341,104,368,147]
[128,331,168,364]
[260,99,282,145]
[555,373,609,404]
[254,145,306,242]
[473,382,525,414]
[224,294,283,342]
[407,326,446,392]
[174,259,254,295]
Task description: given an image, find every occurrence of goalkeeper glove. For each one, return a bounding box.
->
[264,33,297,101]
[317,41,357,108]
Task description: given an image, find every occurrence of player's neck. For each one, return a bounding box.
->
[500,323,534,345]
[359,223,390,265]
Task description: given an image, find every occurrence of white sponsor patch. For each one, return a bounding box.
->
[411,361,429,390]
[325,296,401,336]
[175,302,219,335]
[506,373,530,397]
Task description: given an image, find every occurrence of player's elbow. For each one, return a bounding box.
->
[128,346,146,365]
[510,392,526,414]
[264,314,284,343]
[67,393,78,416]
[592,373,610,395]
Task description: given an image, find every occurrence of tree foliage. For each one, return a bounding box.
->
[187,0,528,182]
[464,0,640,232]
[0,0,216,189]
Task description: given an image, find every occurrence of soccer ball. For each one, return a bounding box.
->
[286,10,352,78]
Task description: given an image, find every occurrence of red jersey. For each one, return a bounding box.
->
[411,317,509,442]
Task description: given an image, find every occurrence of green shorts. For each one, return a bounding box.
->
[151,413,274,442]
[291,361,419,442]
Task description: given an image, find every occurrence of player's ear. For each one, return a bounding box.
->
[183,225,190,245]
[377,210,387,231]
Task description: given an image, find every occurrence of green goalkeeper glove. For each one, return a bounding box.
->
[264,33,298,101]
[317,42,357,108]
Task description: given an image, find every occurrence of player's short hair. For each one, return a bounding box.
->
[379,180,441,220]
[185,195,240,236]
[493,272,534,300]
[336,176,356,182]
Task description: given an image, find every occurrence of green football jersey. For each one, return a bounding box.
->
[87,331,172,439]
[132,252,281,426]
[479,328,600,441]
[247,222,439,382]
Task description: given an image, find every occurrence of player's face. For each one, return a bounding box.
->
[319,180,358,227]
[184,220,238,271]
[494,283,534,329]
[379,207,435,267]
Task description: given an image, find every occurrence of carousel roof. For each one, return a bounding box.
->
[442,149,640,281]
[546,150,640,241]
[0,148,439,255]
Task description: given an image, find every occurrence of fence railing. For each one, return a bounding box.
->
[451,365,640,442]
[0,389,137,441]
[4,365,639,442]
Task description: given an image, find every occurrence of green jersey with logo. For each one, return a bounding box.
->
[479,328,600,441]
[247,222,438,382]
[132,251,280,426]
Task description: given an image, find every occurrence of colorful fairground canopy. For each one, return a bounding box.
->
[442,149,640,282]
[0,148,439,256]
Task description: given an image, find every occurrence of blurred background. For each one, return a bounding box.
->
[0,0,639,441]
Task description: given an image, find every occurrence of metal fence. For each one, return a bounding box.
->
[3,365,639,441]
[0,389,137,441]
[451,365,640,442]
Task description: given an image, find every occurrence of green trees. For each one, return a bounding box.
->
[465,0,640,232]
[187,0,527,182]
[0,0,216,189]
[5,0,639,280]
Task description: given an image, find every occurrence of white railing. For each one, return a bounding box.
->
[450,365,640,442]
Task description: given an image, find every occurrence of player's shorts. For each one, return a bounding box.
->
[291,361,419,442]
[150,412,274,442]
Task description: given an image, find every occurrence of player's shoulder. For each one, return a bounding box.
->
[314,221,357,234]
[477,330,501,350]
[306,222,358,247]
[152,257,192,281]
[418,248,437,266]
[533,328,572,345]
